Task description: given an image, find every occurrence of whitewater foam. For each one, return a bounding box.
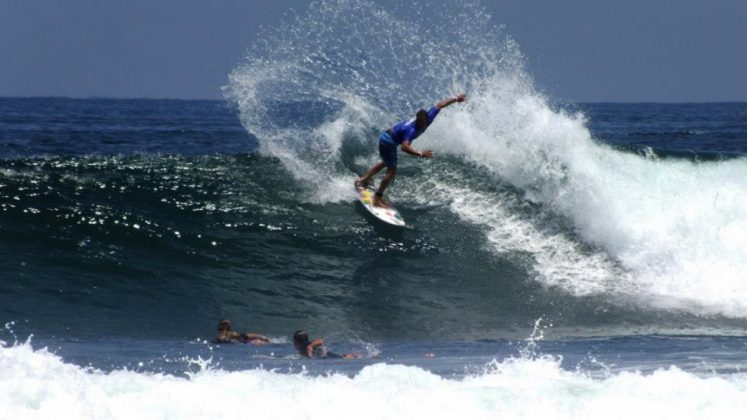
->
[425,183,628,297]
[2,341,747,420]
[430,86,747,316]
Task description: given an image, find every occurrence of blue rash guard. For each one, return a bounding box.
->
[378,106,440,168]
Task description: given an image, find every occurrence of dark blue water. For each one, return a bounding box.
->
[0,97,258,157]
[5,98,745,159]
[577,102,747,159]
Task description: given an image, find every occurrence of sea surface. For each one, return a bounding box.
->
[3,1,747,419]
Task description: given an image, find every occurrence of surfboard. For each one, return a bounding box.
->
[355,183,406,226]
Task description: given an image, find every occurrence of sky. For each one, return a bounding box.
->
[1,0,746,102]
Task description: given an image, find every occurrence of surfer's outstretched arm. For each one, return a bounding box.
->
[436,93,467,109]
[401,141,432,158]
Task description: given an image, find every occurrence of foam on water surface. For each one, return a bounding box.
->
[2,340,747,420]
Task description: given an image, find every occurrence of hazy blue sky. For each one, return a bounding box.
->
[2,0,745,102]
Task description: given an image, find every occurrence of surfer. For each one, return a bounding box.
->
[355,93,467,207]
[293,330,360,359]
[214,319,270,345]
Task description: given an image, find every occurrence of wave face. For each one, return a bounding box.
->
[226,0,747,320]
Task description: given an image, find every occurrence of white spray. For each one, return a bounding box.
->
[227,0,747,317]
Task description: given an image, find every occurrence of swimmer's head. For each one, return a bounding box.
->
[415,109,428,130]
[293,330,310,350]
[217,319,232,331]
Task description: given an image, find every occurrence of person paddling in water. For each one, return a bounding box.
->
[293,330,360,359]
[355,93,467,208]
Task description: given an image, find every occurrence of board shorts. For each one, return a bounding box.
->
[379,131,398,168]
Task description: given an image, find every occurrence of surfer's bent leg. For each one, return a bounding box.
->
[358,161,386,186]
[358,131,397,186]
[371,134,398,207]
[374,166,396,207]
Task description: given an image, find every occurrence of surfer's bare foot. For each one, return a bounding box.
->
[354,178,371,189]
[373,195,390,208]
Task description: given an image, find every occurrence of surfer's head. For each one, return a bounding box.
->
[293,330,310,350]
[415,109,428,130]
[217,319,233,332]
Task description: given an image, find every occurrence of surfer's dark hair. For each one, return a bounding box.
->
[293,330,309,344]
[415,109,428,130]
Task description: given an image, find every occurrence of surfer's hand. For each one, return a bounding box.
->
[455,93,466,103]
[420,150,433,158]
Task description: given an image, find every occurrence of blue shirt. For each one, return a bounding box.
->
[388,106,440,145]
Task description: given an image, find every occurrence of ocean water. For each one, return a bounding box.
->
[3,0,747,418]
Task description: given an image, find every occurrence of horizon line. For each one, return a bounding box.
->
[1,95,746,105]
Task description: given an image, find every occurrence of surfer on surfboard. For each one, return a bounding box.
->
[355,93,467,208]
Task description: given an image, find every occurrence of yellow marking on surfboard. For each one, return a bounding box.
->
[356,183,404,225]
[360,189,373,205]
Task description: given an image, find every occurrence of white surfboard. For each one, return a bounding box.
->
[355,184,406,226]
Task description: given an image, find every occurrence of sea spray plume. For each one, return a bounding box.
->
[226,0,525,202]
[223,0,627,330]
[226,0,747,317]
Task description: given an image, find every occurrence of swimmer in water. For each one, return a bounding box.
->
[214,319,270,345]
[292,330,360,359]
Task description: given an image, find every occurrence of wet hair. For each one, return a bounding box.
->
[293,330,309,344]
[415,109,428,130]
[217,319,233,331]
[293,330,310,354]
